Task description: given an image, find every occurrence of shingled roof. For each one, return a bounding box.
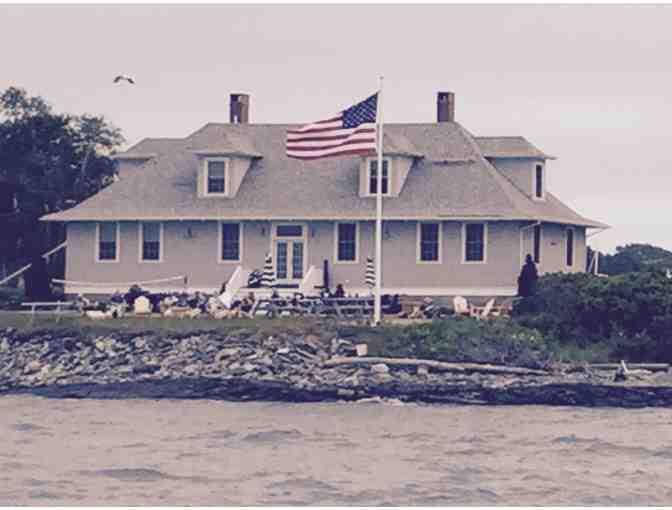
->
[474,136,554,159]
[42,122,606,228]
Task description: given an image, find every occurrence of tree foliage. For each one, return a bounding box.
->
[0,87,124,262]
[514,270,672,362]
[592,243,672,276]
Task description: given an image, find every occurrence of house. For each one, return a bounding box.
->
[41,92,608,298]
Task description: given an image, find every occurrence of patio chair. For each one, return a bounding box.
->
[470,298,495,320]
[453,295,470,316]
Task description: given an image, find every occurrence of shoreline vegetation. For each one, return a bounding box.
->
[2,269,672,406]
[1,312,671,407]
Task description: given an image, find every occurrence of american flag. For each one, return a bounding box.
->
[286,93,378,160]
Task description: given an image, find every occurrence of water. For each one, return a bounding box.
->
[1,396,672,505]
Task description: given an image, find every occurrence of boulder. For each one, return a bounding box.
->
[371,363,390,374]
[23,360,42,375]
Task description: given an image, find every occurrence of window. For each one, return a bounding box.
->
[276,225,303,237]
[140,222,162,262]
[336,222,358,262]
[206,160,227,195]
[220,223,241,262]
[368,159,390,195]
[533,224,542,264]
[97,222,118,262]
[566,228,575,267]
[535,164,544,199]
[418,222,441,263]
[464,223,486,263]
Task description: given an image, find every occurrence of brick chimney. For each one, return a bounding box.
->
[437,92,455,122]
[230,93,250,124]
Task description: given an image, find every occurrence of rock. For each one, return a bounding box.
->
[417,365,429,376]
[241,362,257,373]
[23,360,42,375]
[355,344,368,357]
[95,340,106,352]
[277,347,291,355]
[216,348,240,362]
[371,363,389,374]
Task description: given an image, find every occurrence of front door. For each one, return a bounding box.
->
[273,224,306,284]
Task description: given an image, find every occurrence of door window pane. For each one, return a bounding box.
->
[276,242,288,279]
[292,241,304,279]
[276,225,303,237]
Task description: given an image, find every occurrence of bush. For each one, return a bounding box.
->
[360,318,553,369]
[513,270,672,362]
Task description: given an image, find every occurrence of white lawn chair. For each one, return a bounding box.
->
[470,298,495,320]
[453,295,470,316]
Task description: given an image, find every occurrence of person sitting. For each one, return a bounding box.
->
[333,284,345,298]
[385,294,402,315]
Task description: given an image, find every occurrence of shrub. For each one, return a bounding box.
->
[513,270,672,362]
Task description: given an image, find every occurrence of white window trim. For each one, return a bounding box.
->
[364,157,392,197]
[532,162,546,201]
[138,221,164,263]
[95,221,120,263]
[461,222,488,265]
[218,221,243,264]
[565,226,575,268]
[203,157,230,197]
[416,221,442,264]
[270,222,308,282]
[333,221,360,264]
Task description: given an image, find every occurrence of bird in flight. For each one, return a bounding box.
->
[113,75,135,85]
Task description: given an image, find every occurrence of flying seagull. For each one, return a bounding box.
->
[113,75,135,85]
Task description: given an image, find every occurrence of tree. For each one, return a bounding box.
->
[0,87,123,289]
[594,243,672,276]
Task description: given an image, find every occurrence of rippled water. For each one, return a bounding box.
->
[1,396,672,505]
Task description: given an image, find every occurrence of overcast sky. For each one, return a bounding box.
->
[1,3,671,253]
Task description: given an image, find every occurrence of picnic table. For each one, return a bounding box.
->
[250,296,377,318]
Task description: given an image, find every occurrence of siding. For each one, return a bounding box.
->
[65,219,587,295]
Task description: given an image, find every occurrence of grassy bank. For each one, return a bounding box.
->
[0,312,612,367]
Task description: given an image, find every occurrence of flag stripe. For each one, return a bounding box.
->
[287,136,377,152]
[287,148,375,161]
[285,129,376,143]
[286,93,378,160]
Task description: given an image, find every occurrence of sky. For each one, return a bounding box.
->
[1,3,671,254]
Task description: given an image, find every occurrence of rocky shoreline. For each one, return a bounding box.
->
[2,327,672,407]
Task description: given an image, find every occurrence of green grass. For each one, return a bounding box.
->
[0,312,613,365]
[0,312,335,338]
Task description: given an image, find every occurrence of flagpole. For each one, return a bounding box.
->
[374,76,384,325]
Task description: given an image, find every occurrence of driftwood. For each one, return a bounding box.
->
[323,356,548,376]
[590,363,669,373]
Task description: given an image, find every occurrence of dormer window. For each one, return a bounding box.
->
[534,163,545,200]
[205,159,228,196]
[368,159,390,196]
